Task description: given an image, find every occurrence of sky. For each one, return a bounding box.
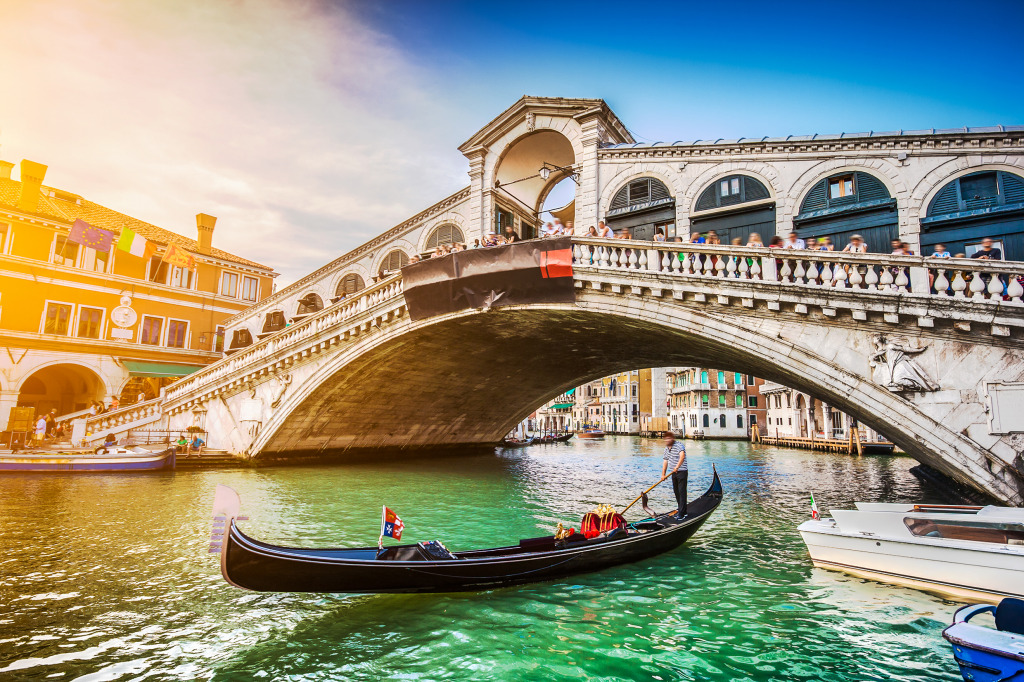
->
[2,0,1023,287]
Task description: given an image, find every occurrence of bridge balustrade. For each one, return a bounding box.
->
[163,276,405,406]
[570,237,1024,304]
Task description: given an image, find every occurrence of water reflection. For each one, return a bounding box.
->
[0,437,961,680]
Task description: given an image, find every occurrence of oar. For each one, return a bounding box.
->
[621,476,668,515]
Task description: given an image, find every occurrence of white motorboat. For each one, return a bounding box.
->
[798,503,1024,603]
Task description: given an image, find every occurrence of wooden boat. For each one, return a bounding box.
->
[858,442,896,455]
[554,432,574,443]
[0,445,176,472]
[499,436,535,448]
[576,429,604,439]
[209,468,724,593]
[944,599,1024,681]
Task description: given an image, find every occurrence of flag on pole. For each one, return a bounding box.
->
[162,243,196,268]
[68,219,115,252]
[810,493,820,520]
[116,226,155,259]
[380,506,404,541]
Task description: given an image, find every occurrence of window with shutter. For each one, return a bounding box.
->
[694,175,771,212]
[336,273,365,297]
[262,311,286,333]
[425,224,465,250]
[296,293,323,315]
[379,250,409,277]
[609,178,672,212]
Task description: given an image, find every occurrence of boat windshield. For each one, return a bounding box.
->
[904,517,1024,545]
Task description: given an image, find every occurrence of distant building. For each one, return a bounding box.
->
[760,381,884,442]
[0,159,277,432]
[667,368,753,438]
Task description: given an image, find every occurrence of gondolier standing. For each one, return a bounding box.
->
[661,431,687,519]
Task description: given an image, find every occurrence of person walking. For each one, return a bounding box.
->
[34,415,47,444]
[660,431,688,520]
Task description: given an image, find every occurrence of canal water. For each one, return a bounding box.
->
[1,438,964,681]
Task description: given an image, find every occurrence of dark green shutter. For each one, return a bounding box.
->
[696,185,717,211]
[928,183,960,216]
[1002,172,1024,205]
[854,172,890,202]
[801,180,829,212]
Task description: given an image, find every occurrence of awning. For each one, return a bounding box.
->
[550,402,574,410]
[122,360,206,378]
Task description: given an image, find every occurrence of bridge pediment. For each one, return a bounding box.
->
[457,96,633,156]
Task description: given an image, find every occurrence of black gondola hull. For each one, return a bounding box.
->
[216,471,723,594]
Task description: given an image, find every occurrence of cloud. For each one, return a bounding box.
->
[0,0,471,286]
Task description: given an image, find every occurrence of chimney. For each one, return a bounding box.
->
[195,213,216,255]
[17,160,47,213]
[0,161,14,180]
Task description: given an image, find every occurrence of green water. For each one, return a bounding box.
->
[1,438,963,681]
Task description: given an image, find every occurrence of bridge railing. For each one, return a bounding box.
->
[164,275,405,404]
[570,237,1024,304]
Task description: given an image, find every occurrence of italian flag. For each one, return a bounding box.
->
[810,493,820,520]
[116,226,154,258]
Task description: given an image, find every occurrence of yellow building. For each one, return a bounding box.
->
[0,159,277,432]
[598,369,652,434]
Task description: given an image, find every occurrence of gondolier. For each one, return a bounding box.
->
[661,431,687,520]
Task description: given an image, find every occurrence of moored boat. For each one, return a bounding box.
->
[499,436,535,448]
[799,502,1024,602]
[0,446,176,472]
[209,469,724,593]
[943,598,1024,681]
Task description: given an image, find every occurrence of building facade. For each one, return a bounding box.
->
[666,368,756,438]
[0,159,277,432]
[219,97,1024,351]
[760,381,884,442]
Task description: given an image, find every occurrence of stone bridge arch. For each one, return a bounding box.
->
[241,290,1022,505]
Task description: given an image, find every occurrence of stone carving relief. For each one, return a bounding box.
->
[525,112,535,132]
[869,335,939,392]
[270,374,293,408]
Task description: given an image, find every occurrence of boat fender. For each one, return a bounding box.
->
[94,447,107,455]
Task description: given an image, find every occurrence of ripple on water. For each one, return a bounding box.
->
[0,439,965,681]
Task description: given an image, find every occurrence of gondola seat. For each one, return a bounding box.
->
[996,598,1024,635]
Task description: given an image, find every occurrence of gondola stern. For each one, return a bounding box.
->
[707,465,724,499]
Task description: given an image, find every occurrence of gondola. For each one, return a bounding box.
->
[209,468,723,593]
[499,436,535,448]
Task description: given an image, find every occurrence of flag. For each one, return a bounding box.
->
[810,493,820,520]
[116,226,155,259]
[380,506,404,540]
[162,243,196,268]
[68,219,115,253]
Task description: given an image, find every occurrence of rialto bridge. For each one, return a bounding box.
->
[73,97,1024,504]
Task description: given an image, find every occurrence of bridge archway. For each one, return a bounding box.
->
[493,130,576,239]
[246,289,1022,504]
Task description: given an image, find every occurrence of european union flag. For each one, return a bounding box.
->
[68,219,115,253]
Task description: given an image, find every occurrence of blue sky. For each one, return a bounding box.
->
[2,0,1021,285]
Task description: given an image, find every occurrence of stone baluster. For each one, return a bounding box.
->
[750,256,763,280]
[714,255,727,277]
[599,246,610,268]
[738,257,749,279]
[864,265,879,291]
[879,266,894,292]
[1006,275,1024,304]
[821,262,834,287]
[833,264,848,289]
[572,243,581,264]
[702,254,714,277]
[673,252,684,274]
[779,259,792,283]
[661,251,672,271]
[848,264,863,289]
[969,270,987,300]
[894,267,909,293]
[793,258,806,285]
[987,271,1005,300]
[629,249,640,270]
[806,260,820,286]
[725,256,737,278]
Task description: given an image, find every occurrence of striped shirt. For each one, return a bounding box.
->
[663,441,686,472]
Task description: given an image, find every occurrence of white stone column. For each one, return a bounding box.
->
[823,403,833,438]
[575,117,602,230]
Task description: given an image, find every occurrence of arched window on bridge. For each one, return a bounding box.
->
[606,177,675,241]
[334,273,365,302]
[795,171,896,252]
[379,250,409,278]
[260,311,286,337]
[424,224,465,253]
[295,293,324,317]
[227,328,252,353]
[921,170,1024,260]
[692,174,775,245]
